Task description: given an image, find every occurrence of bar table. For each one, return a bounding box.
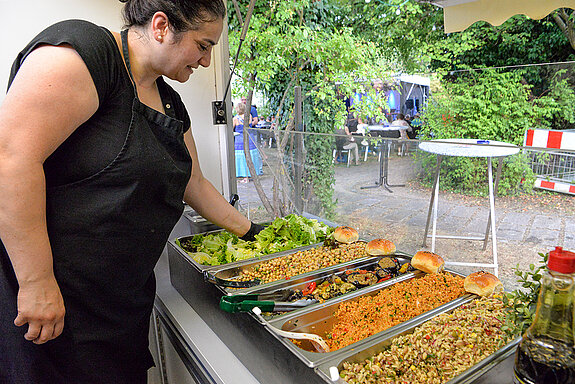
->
[361,125,408,192]
[418,138,519,276]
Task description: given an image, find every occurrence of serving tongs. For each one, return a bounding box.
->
[205,273,261,288]
[220,291,318,313]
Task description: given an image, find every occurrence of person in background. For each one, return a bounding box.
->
[0,1,264,383]
[335,125,360,166]
[241,96,260,145]
[409,113,422,139]
[345,111,359,134]
[234,102,263,183]
[241,96,259,127]
[390,113,412,155]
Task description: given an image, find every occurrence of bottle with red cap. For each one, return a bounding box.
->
[513,247,575,384]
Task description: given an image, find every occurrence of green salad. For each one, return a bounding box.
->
[176,214,333,266]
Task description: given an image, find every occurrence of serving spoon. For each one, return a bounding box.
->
[251,307,331,353]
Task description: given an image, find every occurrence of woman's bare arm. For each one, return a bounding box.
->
[0,45,98,344]
[182,130,251,236]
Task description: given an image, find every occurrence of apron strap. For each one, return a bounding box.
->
[121,29,138,97]
[120,29,177,119]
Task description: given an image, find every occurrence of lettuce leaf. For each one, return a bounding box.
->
[181,214,333,266]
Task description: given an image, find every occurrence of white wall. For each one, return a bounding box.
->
[0,0,233,195]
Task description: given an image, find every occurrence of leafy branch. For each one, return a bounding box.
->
[500,252,548,337]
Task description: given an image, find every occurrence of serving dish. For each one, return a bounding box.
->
[314,297,521,383]
[205,241,376,295]
[233,255,413,322]
[263,270,472,367]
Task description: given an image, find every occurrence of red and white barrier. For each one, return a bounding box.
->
[524,129,575,196]
[524,129,575,151]
[534,179,575,195]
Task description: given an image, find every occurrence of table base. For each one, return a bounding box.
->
[361,140,405,192]
[422,155,504,276]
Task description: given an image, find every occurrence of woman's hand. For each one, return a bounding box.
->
[14,276,65,344]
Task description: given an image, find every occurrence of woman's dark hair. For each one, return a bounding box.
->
[120,0,226,33]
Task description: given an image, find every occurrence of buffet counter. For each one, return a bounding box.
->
[152,214,518,384]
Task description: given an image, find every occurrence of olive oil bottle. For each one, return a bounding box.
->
[513,247,575,384]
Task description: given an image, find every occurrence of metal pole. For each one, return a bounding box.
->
[487,157,499,276]
[423,156,443,247]
[294,86,303,213]
[483,157,504,249]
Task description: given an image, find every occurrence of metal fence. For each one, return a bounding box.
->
[524,129,575,195]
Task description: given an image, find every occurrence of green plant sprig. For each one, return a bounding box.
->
[500,252,548,337]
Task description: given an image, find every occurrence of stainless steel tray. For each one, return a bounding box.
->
[264,270,472,368]
[183,210,222,234]
[169,224,312,274]
[314,305,521,384]
[169,213,337,274]
[167,232,226,273]
[205,242,375,295]
[243,255,413,322]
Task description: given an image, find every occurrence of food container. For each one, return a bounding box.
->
[168,230,231,273]
[204,242,374,295]
[314,302,521,383]
[168,221,290,273]
[183,210,221,235]
[169,213,336,273]
[238,255,414,322]
[263,270,472,368]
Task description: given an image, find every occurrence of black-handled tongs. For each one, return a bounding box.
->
[220,292,318,313]
[204,272,262,288]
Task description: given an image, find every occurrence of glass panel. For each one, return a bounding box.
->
[232,62,575,291]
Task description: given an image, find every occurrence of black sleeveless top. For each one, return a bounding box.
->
[8,19,191,187]
[1,20,193,383]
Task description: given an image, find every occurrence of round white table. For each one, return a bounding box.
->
[418,139,520,276]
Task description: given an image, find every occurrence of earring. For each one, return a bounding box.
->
[156,35,163,42]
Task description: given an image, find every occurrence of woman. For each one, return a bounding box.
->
[390,113,413,156]
[234,102,263,183]
[0,1,262,383]
[335,125,359,166]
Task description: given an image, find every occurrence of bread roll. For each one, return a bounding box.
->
[365,239,396,256]
[464,271,503,297]
[333,226,359,244]
[411,250,445,274]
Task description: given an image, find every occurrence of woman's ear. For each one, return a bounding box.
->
[151,12,170,41]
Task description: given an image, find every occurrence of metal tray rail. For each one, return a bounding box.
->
[263,270,472,368]
[239,256,413,323]
[205,243,381,295]
[314,304,521,384]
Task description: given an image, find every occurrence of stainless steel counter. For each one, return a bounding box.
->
[152,214,518,384]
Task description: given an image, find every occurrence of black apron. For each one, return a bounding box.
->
[0,29,191,384]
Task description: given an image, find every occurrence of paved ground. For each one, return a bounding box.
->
[236,146,575,291]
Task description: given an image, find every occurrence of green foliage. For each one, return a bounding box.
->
[227,0,395,216]
[501,253,548,337]
[227,1,575,206]
[416,69,575,195]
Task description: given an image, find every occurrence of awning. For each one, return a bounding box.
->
[434,0,575,33]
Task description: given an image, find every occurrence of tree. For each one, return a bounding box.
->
[228,0,395,218]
